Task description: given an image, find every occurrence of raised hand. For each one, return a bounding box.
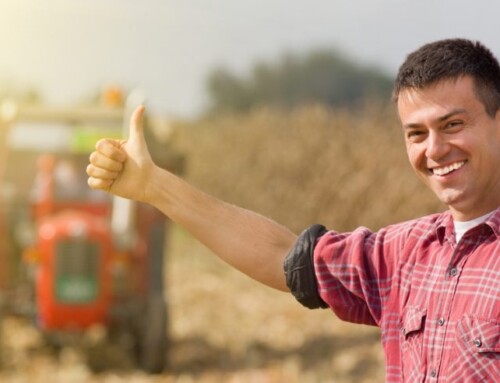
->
[87,105,294,292]
[86,105,155,203]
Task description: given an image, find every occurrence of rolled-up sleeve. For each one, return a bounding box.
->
[283,224,328,309]
[285,224,390,327]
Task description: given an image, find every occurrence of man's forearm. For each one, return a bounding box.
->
[147,165,297,291]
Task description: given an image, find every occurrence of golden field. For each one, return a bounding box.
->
[174,103,443,233]
[0,104,444,382]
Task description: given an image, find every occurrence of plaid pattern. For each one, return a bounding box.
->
[314,208,500,382]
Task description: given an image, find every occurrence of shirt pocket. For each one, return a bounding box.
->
[449,315,500,382]
[400,306,427,382]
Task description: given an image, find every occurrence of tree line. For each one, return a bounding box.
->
[205,48,394,115]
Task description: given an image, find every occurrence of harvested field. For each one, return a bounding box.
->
[0,226,384,382]
[0,104,443,382]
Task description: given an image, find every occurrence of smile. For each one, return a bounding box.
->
[430,160,466,176]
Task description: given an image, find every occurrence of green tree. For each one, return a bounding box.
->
[205,49,393,115]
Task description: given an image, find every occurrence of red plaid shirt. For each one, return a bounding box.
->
[314,208,500,382]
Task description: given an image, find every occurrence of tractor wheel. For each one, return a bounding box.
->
[136,294,168,374]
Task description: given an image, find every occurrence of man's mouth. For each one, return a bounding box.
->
[430,160,466,176]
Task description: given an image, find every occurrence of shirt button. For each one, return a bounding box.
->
[437,318,445,326]
[430,368,437,378]
[473,338,482,347]
[449,267,458,277]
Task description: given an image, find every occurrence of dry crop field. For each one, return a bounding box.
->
[0,104,443,382]
[174,103,443,233]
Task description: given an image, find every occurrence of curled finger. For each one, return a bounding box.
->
[89,151,124,173]
[86,163,119,180]
[95,138,127,161]
[87,176,114,191]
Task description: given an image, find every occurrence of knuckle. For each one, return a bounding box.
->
[89,151,99,164]
[85,164,94,176]
[87,177,97,189]
[95,138,109,151]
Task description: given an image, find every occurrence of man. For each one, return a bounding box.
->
[87,38,500,382]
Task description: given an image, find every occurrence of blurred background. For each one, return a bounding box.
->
[0,1,498,382]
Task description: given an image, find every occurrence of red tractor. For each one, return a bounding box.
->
[0,96,182,373]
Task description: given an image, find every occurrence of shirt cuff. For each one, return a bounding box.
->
[283,224,328,309]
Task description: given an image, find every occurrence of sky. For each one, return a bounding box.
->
[1,0,500,119]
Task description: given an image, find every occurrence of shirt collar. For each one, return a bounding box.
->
[485,207,500,238]
[435,207,500,245]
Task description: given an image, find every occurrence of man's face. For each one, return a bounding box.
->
[398,76,500,221]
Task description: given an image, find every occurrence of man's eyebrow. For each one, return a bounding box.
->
[403,108,467,129]
[437,108,467,122]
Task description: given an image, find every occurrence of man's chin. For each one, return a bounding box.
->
[434,189,465,209]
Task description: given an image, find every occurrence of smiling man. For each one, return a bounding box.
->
[397,59,500,223]
[87,38,499,382]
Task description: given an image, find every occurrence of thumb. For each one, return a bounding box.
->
[124,105,153,168]
[128,104,147,144]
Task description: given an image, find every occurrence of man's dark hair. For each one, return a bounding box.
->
[393,38,500,117]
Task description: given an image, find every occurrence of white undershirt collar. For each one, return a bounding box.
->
[454,211,494,242]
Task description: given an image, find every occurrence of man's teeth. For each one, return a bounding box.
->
[432,161,466,176]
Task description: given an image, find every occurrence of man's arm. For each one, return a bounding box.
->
[87,106,296,291]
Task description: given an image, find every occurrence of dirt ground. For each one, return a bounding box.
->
[0,226,385,382]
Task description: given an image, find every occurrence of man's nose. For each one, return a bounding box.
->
[425,131,450,160]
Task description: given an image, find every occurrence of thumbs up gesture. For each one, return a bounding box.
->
[88,104,295,292]
[87,105,155,203]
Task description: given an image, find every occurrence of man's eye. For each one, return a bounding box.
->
[446,121,463,129]
[407,131,424,140]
